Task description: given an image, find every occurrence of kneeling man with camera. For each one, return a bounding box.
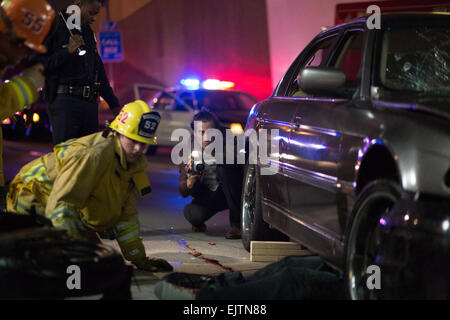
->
[178,110,243,239]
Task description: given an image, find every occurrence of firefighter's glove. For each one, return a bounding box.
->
[22,64,45,89]
[133,256,173,272]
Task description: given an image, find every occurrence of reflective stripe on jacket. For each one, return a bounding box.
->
[6,132,149,262]
[0,74,39,187]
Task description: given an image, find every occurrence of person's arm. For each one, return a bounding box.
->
[115,182,172,271]
[38,23,72,74]
[0,66,43,120]
[45,147,107,238]
[178,164,202,198]
[96,55,120,116]
[37,17,86,74]
[114,190,146,263]
[41,46,71,74]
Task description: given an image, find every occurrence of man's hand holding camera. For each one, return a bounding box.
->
[185,155,203,189]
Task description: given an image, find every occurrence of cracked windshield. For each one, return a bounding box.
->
[382,23,450,97]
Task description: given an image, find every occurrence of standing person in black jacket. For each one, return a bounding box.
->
[38,0,120,145]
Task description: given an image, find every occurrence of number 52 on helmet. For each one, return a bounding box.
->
[110,100,161,145]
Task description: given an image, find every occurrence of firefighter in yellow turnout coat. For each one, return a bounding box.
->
[7,100,173,272]
[0,0,55,208]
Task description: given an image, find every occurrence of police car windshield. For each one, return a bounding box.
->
[180,90,256,111]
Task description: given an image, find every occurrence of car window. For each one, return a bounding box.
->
[380,24,450,93]
[330,30,364,96]
[288,35,338,97]
[174,92,192,111]
[152,93,176,111]
[194,91,252,111]
[138,87,160,106]
[151,92,191,112]
[237,93,258,109]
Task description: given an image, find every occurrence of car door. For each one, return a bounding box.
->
[137,85,195,146]
[256,97,296,213]
[258,29,343,225]
[285,28,366,248]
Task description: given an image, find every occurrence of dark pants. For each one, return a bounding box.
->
[48,94,99,145]
[196,255,345,300]
[0,186,6,211]
[184,164,243,228]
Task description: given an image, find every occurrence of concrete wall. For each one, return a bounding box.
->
[53,0,373,97]
[51,0,443,96]
[46,0,153,31]
[265,0,373,88]
[94,0,153,25]
[103,0,273,102]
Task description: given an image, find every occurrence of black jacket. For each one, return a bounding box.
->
[38,15,120,109]
[178,129,247,199]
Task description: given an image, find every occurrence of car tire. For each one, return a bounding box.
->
[146,146,158,156]
[344,179,402,300]
[241,164,289,252]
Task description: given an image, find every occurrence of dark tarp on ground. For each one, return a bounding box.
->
[196,255,345,300]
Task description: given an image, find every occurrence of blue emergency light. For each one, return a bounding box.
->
[180,78,200,90]
[180,78,235,90]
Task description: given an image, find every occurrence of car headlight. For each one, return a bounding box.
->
[33,113,40,123]
[230,123,243,135]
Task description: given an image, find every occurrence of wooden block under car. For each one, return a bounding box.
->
[250,241,313,262]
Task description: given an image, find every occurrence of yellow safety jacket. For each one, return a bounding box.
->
[6,131,152,263]
[0,62,39,187]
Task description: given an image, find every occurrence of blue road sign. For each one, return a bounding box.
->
[99,31,123,62]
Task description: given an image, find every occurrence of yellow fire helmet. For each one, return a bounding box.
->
[110,100,161,145]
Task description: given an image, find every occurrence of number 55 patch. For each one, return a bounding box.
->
[138,111,161,138]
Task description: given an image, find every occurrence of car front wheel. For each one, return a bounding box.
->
[345,179,402,300]
[241,164,288,252]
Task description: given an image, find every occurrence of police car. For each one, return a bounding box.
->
[2,92,52,141]
[133,79,258,154]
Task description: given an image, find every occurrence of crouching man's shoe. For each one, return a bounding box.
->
[225,226,241,239]
[192,223,207,233]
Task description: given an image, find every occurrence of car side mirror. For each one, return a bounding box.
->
[299,67,346,95]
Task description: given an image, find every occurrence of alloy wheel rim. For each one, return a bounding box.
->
[348,191,398,300]
[242,166,256,241]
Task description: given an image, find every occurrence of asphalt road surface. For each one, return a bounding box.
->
[3,139,269,299]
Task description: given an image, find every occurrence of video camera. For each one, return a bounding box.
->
[184,150,205,175]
